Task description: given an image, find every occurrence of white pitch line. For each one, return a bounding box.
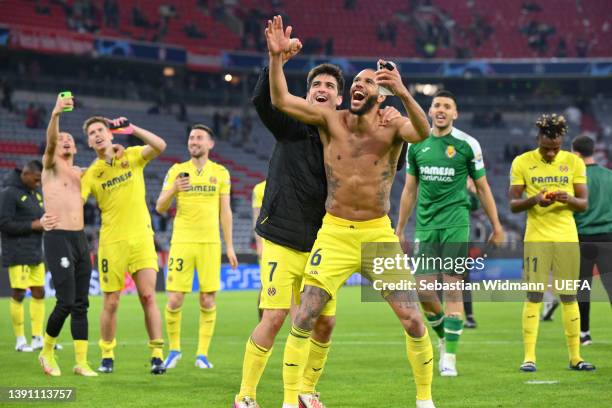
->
[525,380,560,385]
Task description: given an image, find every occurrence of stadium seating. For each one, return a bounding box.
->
[0,0,609,58]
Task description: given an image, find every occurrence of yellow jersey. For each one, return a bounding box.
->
[162,159,231,244]
[510,149,586,242]
[252,180,266,209]
[81,146,153,245]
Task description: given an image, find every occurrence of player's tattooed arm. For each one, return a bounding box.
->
[44,94,73,169]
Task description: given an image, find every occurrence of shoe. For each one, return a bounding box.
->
[580,334,593,346]
[164,350,182,369]
[440,353,457,376]
[541,299,559,321]
[39,352,61,376]
[464,316,477,329]
[31,336,63,351]
[15,337,33,352]
[98,358,114,373]
[195,355,213,369]
[569,361,595,371]
[437,338,445,374]
[416,400,436,408]
[151,357,166,374]
[299,392,326,408]
[234,395,260,408]
[74,362,98,376]
[519,361,536,372]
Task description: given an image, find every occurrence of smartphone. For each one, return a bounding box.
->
[179,172,189,178]
[377,61,396,96]
[109,119,131,130]
[59,91,73,112]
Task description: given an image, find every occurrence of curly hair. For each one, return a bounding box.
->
[536,113,568,139]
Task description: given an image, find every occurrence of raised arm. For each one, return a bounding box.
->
[266,15,329,127]
[374,60,430,143]
[132,123,167,161]
[44,94,73,169]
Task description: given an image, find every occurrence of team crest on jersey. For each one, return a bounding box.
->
[209,176,217,184]
[267,287,276,296]
[121,160,129,169]
[559,165,569,172]
[445,145,456,158]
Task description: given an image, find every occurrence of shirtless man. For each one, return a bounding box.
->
[266,16,436,408]
[38,94,98,377]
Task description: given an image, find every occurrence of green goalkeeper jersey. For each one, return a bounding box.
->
[406,127,486,230]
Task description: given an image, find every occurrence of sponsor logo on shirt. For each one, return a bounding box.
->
[530,175,570,184]
[420,166,456,182]
[100,171,133,190]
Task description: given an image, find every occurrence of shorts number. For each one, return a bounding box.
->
[101,259,108,273]
[310,249,322,266]
[169,258,183,272]
[268,261,278,282]
[525,256,538,273]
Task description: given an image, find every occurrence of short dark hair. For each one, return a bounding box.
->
[572,135,594,157]
[23,160,43,173]
[82,116,109,135]
[536,113,568,139]
[432,90,456,104]
[191,123,214,139]
[307,63,344,95]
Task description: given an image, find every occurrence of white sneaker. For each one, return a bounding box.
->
[15,337,33,352]
[440,353,457,376]
[30,336,63,351]
[298,392,326,408]
[437,338,445,374]
[281,405,298,408]
[416,399,436,408]
[234,395,260,408]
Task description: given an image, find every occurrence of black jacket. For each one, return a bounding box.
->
[0,169,44,266]
[252,67,327,252]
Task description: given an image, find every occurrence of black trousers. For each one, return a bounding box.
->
[43,230,92,340]
[578,233,612,332]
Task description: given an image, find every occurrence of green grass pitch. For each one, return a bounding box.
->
[1,286,611,407]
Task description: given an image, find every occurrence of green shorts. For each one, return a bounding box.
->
[413,226,470,276]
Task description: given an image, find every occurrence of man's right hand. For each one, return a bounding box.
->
[282,37,302,64]
[265,15,294,57]
[174,175,191,192]
[52,94,73,116]
[39,213,59,231]
[535,189,554,207]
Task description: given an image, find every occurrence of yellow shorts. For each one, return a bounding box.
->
[260,238,336,316]
[98,236,158,292]
[305,213,408,300]
[166,242,221,293]
[523,242,580,295]
[8,263,45,289]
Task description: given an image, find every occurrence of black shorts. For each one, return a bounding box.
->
[43,230,91,287]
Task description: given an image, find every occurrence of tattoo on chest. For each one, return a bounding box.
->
[325,163,341,209]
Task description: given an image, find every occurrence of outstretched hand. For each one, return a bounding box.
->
[375,59,408,96]
[265,15,296,57]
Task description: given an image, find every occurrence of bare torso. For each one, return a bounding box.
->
[320,110,403,221]
[42,158,84,230]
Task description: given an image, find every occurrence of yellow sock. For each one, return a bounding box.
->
[149,338,164,360]
[197,306,216,356]
[406,328,433,401]
[283,325,312,405]
[302,338,331,394]
[99,338,117,359]
[237,337,272,400]
[165,306,182,351]
[42,333,57,356]
[561,302,582,365]
[74,340,89,365]
[9,298,25,338]
[29,298,45,338]
[522,301,542,363]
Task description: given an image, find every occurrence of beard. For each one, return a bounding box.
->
[349,95,377,116]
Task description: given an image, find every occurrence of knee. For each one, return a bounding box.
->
[526,292,544,303]
[313,315,336,341]
[72,299,89,316]
[294,306,319,330]
[139,292,156,308]
[104,296,120,314]
[57,298,76,315]
[30,287,45,299]
[263,309,289,333]
[199,292,216,309]
[11,291,25,302]
[167,292,184,310]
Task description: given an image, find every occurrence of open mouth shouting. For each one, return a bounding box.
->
[314,93,329,104]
